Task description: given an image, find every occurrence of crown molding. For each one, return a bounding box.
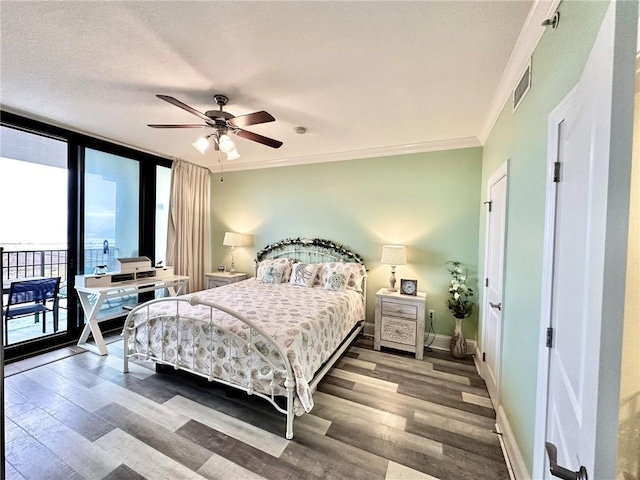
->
[478,0,562,144]
[220,136,482,173]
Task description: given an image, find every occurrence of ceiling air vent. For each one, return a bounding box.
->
[513,59,532,112]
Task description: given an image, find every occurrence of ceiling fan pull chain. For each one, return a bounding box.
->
[218,151,224,182]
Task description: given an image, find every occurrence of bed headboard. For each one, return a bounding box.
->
[256,237,364,265]
[255,237,367,303]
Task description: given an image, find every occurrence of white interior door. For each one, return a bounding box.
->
[542,4,615,478]
[481,163,507,404]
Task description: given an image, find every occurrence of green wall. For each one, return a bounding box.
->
[208,3,619,474]
[211,148,482,339]
[479,0,608,473]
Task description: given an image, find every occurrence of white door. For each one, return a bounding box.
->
[481,163,507,404]
[542,4,616,478]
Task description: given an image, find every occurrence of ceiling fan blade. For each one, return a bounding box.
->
[228,111,275,128]
[235,129,283,149]
[148,124,209,128]
[156,95,212,123]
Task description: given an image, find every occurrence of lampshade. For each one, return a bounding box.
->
[381,245,406,266]
[218,134,236,154]
[226,148,241,160]
[223,232,245,247]
[192,136,211,155]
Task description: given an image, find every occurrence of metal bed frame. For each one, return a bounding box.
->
[122,238,366,439]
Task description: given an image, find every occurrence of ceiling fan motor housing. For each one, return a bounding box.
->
[206,94,234,120]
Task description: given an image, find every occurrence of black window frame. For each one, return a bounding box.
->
[1,111,172,361]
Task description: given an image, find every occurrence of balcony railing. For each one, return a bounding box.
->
[1,247,122,345]
[1,247,120,283]
[2,249,68,283]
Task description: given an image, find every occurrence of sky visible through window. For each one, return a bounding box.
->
[0,157,68,251]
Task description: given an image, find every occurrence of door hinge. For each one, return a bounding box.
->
[546,327,554,348]
[484,201,493,212]
[482,352,486,362]
[485,278,489,287]
[553,162,561,183]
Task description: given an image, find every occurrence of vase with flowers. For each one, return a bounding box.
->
[446,261,474,359]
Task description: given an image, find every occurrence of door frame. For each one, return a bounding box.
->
[532,86,575,479]
[480,159,508,406]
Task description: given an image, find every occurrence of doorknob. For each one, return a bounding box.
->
[545,442,588,480]
[489,302,502,311]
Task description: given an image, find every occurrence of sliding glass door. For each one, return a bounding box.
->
[84,149,140,273]
[1,111,173,360]
[155,165,171,267]
[0,125,71,346]
[84,149,140,316]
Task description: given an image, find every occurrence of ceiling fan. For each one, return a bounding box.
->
[148,94,283,159]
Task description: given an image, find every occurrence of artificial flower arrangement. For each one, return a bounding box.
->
[446,260,475,319]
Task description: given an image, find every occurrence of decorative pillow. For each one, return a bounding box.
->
[316,262,340,286]
[316,262,366,292]
[313,264,326,286]
[289,263,320,288]
[257,258,293,283]
[345,263,366,292]
[258,263,286,284]
[323,265,350,291]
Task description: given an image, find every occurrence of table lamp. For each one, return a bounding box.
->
[223,232,245,273]
[380,245,406,292]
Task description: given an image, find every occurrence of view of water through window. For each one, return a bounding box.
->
[1,125,171,346]
[0,126,69,344]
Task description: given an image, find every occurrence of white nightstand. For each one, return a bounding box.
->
[374,288,427,359]
[205,272,248,289]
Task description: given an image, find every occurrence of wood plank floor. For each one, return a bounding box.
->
[3,337,510,480]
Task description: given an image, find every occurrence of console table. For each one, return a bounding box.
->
[75,275,189,355]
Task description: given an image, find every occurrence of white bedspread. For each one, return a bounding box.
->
[125,279,365,414]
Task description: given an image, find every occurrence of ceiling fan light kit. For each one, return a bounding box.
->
[217,134,235,153]
[148,93,283,161]
[192,135,211,155]
[226,148,241,160]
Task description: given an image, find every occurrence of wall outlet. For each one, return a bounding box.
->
[428,310,435,320]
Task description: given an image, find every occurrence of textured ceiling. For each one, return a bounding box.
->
[0,1,533,171]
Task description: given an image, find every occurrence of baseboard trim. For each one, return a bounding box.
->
[495,421,517,480]
[363,322,375,338]
[426,333,476,355]
[363,324,478,357]
[496,405,530,480]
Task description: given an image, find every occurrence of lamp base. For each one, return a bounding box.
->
[229,252,236,274]
[387,267,398,293]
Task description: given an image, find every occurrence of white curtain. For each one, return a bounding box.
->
[167,160,210,293]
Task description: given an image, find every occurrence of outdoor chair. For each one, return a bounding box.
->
[3,277,61,344]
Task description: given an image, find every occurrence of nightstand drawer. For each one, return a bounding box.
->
[381,300,418,320]
[380,317,417,346]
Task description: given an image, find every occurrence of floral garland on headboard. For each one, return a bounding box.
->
[255,237,364,264]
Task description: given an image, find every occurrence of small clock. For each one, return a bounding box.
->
[400,279,418,296]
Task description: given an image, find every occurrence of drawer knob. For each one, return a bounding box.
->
[394,328,403,334]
